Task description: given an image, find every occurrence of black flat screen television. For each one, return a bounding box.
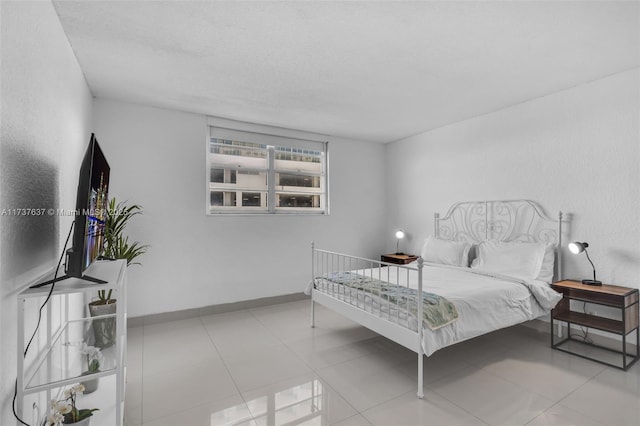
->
[65,134,110,281]
[30,134,110,288]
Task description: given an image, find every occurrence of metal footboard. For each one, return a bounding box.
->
[310,242,425,398]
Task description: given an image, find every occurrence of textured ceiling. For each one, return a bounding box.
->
[53,1,639,143]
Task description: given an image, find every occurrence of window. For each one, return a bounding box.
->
[207,119,328,215]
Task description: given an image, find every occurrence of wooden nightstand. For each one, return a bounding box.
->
[551,280,639,370]
[381,253,419,265]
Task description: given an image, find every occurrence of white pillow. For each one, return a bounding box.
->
[536,244,556,283]
[421,236,471,267]
[471,240,548,280]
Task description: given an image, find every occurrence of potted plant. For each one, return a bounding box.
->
[45,383,98,425]
[89,198,147,348]
[79,343,103,394]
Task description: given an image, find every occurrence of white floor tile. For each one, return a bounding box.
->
[251,306,310,328]
[241,372,358,425]
[224,344,312,392]
[430,366,555,426]
[142,360,239,423]
[142,394,256,426]
[289,340,376,371]
[143,318,222,376]
[478,345,605,400]
[143,317,206,337]
[395,343,475,386]
[130,305,627,426]
[200,310,258,334]
[362,389,486,426]
[254,309,330,343]
[560,367,640,426]
[357,336,416,364]
[316,354,415,412]
[142,334,222,377]
[526,403,606,426]
[332,414,373,426]
[208,322,283,360]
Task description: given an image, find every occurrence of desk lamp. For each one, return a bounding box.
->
[568,242,602,286]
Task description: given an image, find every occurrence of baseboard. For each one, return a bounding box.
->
[128,292,309,327]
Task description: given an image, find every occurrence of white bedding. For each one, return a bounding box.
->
[306,262,561,356]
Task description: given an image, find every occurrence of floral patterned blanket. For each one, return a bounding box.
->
[316,271,458,330]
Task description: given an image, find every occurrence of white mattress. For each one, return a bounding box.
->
[307,263,561,356]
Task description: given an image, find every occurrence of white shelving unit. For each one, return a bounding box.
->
[17,260,127,426]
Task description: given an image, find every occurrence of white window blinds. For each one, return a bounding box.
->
[207,118,329,215]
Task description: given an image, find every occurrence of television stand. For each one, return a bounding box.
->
[18,259,127,426]
[29,273,107,289]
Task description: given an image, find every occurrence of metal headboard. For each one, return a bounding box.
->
[434,200,564,279]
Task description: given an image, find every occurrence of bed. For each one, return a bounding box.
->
[306,199,565,398]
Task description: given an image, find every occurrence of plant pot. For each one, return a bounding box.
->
[63,416,91,426]
[88,300,116,349]
[80,371,99,394]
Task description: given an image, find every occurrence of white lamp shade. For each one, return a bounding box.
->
[568,242,587,255]
[395,230,405,240]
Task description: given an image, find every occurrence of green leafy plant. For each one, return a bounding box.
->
[96,198,148,304]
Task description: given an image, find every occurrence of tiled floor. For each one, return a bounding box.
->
[124,300,640,426]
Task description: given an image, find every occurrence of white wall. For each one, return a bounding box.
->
[0,1,93,424]
[386,69,640,288]
[93,98,387,318]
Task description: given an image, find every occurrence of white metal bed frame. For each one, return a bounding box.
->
[309,199,563,399]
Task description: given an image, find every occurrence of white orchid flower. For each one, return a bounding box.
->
[51,400,72,414]
[46,412,63,426]
[72,383,86,394]
[81,342,103,363]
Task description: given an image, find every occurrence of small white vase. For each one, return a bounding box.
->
[80,373,99,394]
[64,417,91,426]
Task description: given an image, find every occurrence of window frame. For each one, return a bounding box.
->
[206,118,329,216]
